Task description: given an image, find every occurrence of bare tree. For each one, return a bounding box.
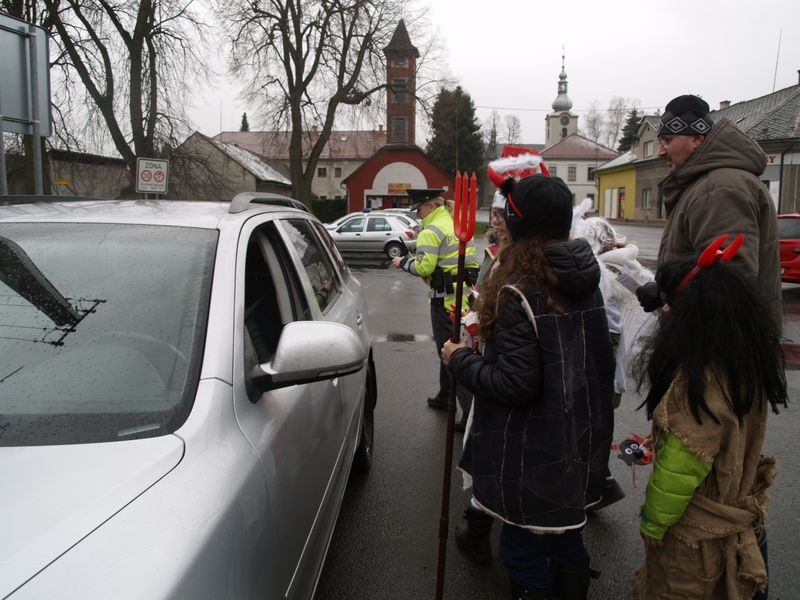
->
[218,0,436,203]
[40,0,211,180]
[604,96,639,149]
[503,114,521,144]
[483,109,500,159]
[581,100,604,143]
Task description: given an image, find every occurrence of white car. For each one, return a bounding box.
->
[0,193,376,599]
[326,212,417,258]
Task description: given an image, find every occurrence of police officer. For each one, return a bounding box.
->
[391,188,479,430]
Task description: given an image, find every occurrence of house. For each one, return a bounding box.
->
[169,132,290,201]
[541,134,619,204]
[214,128,386,201]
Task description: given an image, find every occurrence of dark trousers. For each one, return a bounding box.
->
[430,300,472,417]
[499,523,589,589]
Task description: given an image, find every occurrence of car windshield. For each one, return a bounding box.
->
[0,223,216,446]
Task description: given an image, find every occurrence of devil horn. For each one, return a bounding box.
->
[697,234,729,267]
[720,233,744,261]
[486,167,505,187]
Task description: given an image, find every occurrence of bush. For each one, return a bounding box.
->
[311,198,347,223]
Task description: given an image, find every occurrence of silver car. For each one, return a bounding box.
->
[327,213,417,258]
[0,194,376,599]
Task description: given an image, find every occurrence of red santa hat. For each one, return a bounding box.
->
[486,145,550,188]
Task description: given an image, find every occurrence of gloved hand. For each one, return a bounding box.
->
[636,281,663,312]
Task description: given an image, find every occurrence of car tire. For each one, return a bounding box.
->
[384,241,405,259]
[352,363,376,475]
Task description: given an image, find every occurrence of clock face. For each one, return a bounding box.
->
[560,115,570,126]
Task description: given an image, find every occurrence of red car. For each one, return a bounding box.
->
[778,214,800,283]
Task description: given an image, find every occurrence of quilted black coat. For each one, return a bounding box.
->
[449,238,615,531]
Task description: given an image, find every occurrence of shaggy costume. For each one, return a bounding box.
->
[657,117,782,328]
[630,373,774,599]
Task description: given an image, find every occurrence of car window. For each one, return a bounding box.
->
[339,217,365,233]
[778,217,800,240]
[278,219,341,313]
[367,217,392,232]
[0,223,215,446]
[313,221,349,279]
[392,215,413,228]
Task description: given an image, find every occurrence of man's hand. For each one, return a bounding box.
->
[391,256,403,269]
[636,281,663,312]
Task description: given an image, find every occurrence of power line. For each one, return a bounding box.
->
[476,104,663,114]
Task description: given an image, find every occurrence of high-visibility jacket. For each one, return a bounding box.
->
[398,205,479,311]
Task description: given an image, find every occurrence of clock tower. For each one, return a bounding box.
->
[545,52,578,148]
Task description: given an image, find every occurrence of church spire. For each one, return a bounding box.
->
[551,49,573,112]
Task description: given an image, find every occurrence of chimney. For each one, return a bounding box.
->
[311,125,319,135]
[797,69,800,84]
[719,100,731,110]
[378,124,384,133]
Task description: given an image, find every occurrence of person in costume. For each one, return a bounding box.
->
[442,174,615,600]
[571,208,655,513]
[630,235,787,600]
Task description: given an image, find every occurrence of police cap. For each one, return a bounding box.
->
[406,188,445,211]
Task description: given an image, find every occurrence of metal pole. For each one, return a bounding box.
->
[0,95,8,195]
[28,24,43,195]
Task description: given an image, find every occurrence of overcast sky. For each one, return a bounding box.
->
[189,0,800,147]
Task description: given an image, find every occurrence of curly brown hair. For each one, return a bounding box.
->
[477,235,562,341]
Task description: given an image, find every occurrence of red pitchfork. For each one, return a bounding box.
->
[435,171,477,600]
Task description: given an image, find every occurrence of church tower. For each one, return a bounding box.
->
[545,52,578,148]
[383,20,419,145]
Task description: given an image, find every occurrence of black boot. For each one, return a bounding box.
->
[550,563,591,600]
[509,579,558,600]
[454,505,494,564]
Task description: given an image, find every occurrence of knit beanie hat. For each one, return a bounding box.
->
[504,174,573,239]
[657,95,714,137]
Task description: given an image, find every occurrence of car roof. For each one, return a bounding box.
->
[0,194,311,228]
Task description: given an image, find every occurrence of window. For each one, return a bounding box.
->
[561,127,568,138]
[317,167,327,177]
[391,117,407,142]
[334,167,342,178]
[0,223,216,445]
[643,140,654,157]
[549,165,558,177]
[393,56,407,67]
[642,188,653,210]
[587,167,596,180]
[568,165,577,182]
[339,217,365,233]
[391,78,408,104]
[278,219,340,313]
[367,217,392,232]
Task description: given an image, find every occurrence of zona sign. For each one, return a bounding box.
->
[136,157,169,194]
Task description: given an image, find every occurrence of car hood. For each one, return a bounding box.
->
[0,435,184,597]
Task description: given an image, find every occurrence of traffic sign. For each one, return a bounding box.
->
[136,157,169,194]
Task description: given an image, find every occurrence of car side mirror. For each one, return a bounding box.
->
[247,321,367,396]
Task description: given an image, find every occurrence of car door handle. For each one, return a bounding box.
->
[356,312,364,328]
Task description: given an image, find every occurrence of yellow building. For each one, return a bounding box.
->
[594,150,637,221]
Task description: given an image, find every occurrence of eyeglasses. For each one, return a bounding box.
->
[657,136,675,148]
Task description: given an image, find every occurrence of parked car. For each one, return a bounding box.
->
[327,213,417,258]
[325,209,420,233]
[0,193,376,599]
[778,213,800,283]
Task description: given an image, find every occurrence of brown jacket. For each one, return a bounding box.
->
[630,373,773,599]
[657,118,782,328]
